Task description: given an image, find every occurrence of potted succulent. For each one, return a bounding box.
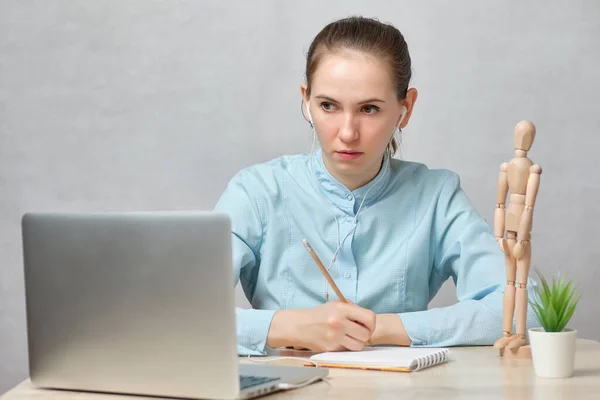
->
[528,269,581,378]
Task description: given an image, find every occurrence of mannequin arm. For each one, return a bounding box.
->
[494,163,509,251]
[514,165,542,257]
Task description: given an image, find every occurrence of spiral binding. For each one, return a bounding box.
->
[413,348,450,371]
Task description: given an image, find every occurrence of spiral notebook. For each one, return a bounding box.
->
[306,346,449,372]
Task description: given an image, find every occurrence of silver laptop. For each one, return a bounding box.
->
[21,211,327,400]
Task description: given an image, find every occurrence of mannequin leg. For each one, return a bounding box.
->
[507,240,531,349]
[494,231,517,349]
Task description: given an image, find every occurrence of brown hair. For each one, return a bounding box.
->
[305,16,412,157]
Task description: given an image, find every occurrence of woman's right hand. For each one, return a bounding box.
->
[267,301,376,352]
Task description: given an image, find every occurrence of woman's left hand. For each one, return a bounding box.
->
[370,314,412,346]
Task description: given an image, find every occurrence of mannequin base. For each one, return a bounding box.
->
[499,345,532,359]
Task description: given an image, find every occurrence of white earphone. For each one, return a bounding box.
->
[305,101,314,127]
[305,100,407,301]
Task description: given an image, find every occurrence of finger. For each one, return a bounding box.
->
[340,334,365,351]
[342,304,376,332]
[343,319,371,343]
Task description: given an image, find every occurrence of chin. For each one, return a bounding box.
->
[333,159,366,174]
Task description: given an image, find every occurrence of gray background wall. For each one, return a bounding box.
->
[1,0,599,394]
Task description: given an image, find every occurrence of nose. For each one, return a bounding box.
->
[337,113,359,143]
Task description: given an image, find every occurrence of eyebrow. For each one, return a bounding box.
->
[314,95,386,104]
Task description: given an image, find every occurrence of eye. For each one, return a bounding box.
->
[320,101,338,112]
[361,105,380,115]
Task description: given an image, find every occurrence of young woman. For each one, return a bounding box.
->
[214,16,538,355]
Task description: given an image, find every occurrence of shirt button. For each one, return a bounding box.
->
[343,272,351,279]
[347,194,353,200]
[251,345,257,350]
[346,216,353,223]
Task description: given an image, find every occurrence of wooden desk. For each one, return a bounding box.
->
[3,339,600,400]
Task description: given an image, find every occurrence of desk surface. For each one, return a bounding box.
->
[3,339,600,400]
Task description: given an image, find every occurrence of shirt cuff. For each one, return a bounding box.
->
[236,308,278,355]
[398,311,433,347]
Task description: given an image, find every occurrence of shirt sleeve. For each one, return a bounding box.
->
[398,172,539,347]
[214,171,276,355]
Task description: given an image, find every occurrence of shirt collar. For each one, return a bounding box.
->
[311,148,392,213]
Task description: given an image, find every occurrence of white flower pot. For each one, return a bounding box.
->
[528,327,577,378]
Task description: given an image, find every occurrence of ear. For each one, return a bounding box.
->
[300,84,309,103]
[300,84,311,124]
[399,88,418,129]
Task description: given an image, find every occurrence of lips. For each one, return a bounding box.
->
[336,150,364,160]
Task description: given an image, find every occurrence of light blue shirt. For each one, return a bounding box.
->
[214,149,538,355]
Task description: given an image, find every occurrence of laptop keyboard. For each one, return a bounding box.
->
[240,375,279,390]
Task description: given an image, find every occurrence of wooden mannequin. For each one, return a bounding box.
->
[493,120,542,351]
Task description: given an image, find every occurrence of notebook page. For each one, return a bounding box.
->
[310,346,449,369]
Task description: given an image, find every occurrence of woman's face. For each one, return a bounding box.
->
[302,50,416,190]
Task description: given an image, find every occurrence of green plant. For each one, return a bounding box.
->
[529,269,580,332]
